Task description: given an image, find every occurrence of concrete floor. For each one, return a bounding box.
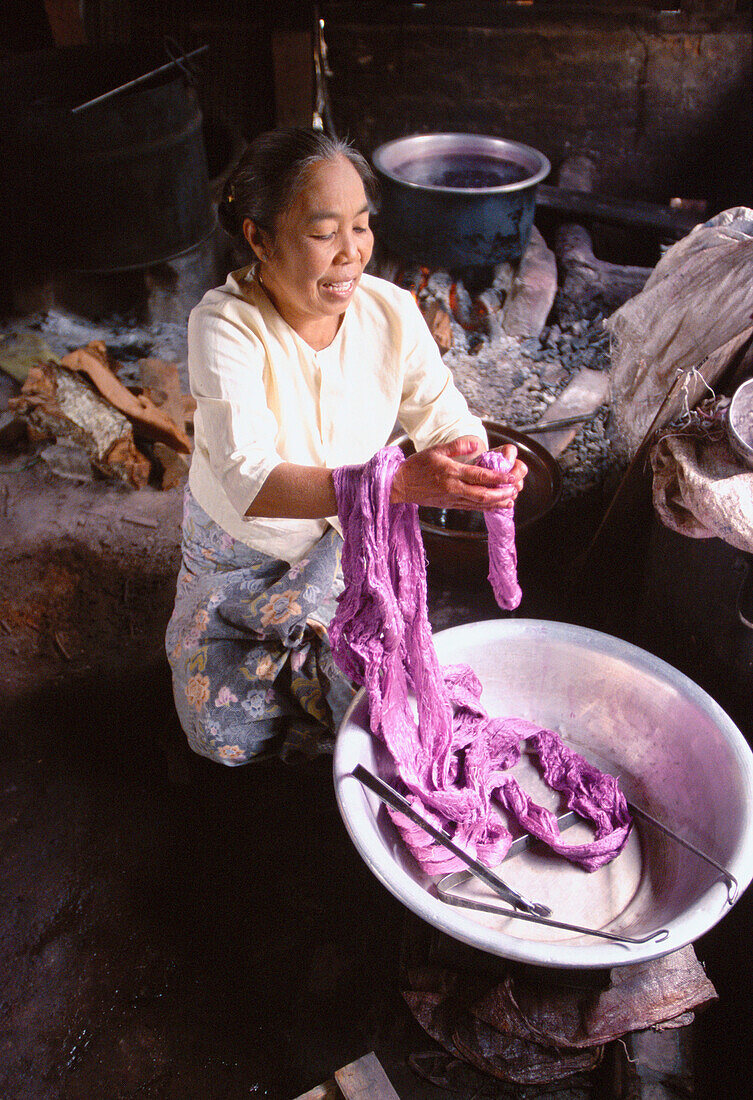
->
[2,487,752,1098]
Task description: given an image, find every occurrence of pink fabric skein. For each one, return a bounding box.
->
[331,446,631,876]
[476,449,522,610]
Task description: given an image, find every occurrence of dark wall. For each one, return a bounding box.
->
[321,3,752,210]
[12,3,750,209]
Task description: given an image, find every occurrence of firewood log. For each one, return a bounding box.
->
[9,361,151,488]
[61,341,192,453]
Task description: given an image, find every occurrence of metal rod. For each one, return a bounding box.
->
[517,747,739,905]
[628,802,739,905]
[435,876,670,946]
[515,412,601,434]
[352,765,550,917]
[503,809,580,860]
[576,371,686,571]
[71,45,209,114]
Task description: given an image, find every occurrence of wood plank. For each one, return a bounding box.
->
[335,1052,400,1100]
[292,1078,340,1100]
[44,0,87,45]
[527,367,610,457]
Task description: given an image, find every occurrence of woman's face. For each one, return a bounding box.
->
[246,155,374,336]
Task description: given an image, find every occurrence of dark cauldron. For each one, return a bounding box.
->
[0,45,215,274]
[372,133,550,270]
[396,420,561,578]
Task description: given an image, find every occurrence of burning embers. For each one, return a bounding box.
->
[399,263,506,354]
[393,224,558,356]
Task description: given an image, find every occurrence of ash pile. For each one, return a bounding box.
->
[374,219,647,502]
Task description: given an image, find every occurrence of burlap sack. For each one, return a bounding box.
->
[607,208,753,460]
[651,430,753,553]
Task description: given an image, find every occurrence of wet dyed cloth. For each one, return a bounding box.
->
[331,447,631,875]
[477,450,522,611]
[166,488,355,765]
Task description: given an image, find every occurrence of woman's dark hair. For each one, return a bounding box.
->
[217,128,379,246]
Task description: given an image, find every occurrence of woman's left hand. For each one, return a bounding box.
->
[391,436,527,511]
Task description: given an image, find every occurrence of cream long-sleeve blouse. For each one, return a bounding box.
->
[187,266,487,564]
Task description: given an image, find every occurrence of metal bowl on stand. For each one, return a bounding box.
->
[395,420,561,578]
[334,619,753,969]
[726,377,753,469]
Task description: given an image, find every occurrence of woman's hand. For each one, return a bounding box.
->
[391,436,527,511]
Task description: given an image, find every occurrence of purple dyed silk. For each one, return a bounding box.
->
[331,447,631,875]
[477,450,522,611]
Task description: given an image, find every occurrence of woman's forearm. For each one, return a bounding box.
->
[245,438,526,520]
[244,463,337,519]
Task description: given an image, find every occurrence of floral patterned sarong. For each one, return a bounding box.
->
[165,488,355,765]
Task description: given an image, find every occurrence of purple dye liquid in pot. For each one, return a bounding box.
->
[393,154,530,191]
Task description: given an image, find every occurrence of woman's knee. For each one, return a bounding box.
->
[186,712,283,766]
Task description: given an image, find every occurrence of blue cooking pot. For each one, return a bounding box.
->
[372,133,550,270]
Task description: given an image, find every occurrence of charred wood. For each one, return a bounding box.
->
[555,223,653,323]
[553,156,652,323]
[537,184,701,239]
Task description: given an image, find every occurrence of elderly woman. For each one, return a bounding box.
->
[166,128,526,765]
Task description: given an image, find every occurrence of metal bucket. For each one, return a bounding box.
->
[0,45,215,274]
[372,133,550,270]
[334,619,753,969]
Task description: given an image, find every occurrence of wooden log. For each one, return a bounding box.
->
[537,184,700,239]
[62,342,192,453]
[153,442,190,491]
[555,223,653,322]
[552,157,652,323]
[418,299,453,353]
[293,1079,340,1100]
[500,225,557,339]
[138,357,196,440]
[9,362,150,488]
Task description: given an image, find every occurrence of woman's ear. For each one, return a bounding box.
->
[243,218,269,262]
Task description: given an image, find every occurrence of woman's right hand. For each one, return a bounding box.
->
[390,437,525,512]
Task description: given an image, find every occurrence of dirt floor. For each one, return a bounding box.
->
[2,455,753,1098]
[0,458,183,700]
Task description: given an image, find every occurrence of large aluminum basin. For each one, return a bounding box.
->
[334,619,753,968]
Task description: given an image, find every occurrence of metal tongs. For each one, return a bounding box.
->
[352,765,550,917]
[352,765,672,946]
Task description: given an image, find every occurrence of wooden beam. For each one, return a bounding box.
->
[272,30,314,129]
[536,185,701,239]
[44,0,87,45]
[293,1079,340,1100]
